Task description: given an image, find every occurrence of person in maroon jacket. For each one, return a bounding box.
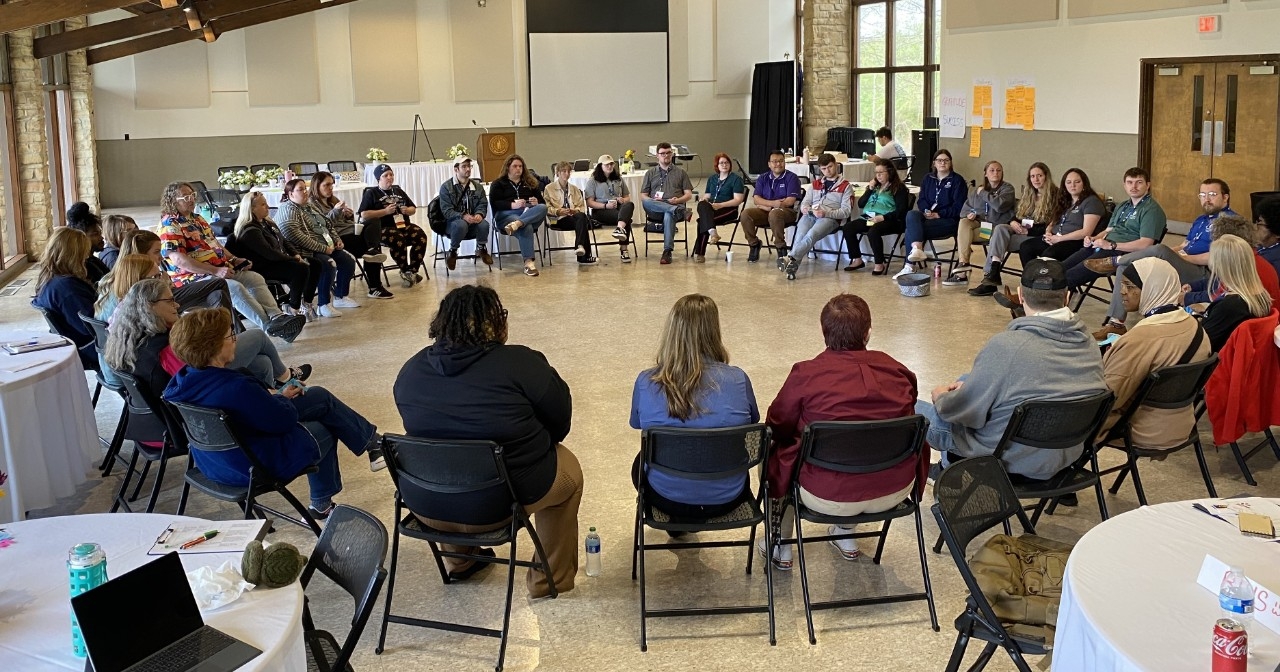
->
[761,294,921,569]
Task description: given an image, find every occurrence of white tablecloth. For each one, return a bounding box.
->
[0,513,305,671]
[260,182,369,210]
[0,333,98,524]
[361,161,478,209]
[785,159,875,183]
[1054,499,1280,671]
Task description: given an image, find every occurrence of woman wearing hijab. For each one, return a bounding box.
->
[1098,257,1211,449]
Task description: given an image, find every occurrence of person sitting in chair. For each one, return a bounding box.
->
[542,161,598,265]
[691,153,746,263]
[640,142,694,266]
[584,155,635,263]
[394,285,582,598]
[32,227,97,370]
[894,149,966,279]
[739,150,803,263]
[489,154,548,277]
[777,153,853,281]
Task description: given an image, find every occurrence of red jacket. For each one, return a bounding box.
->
[766,348,922,500]
[1205,309,1280,445]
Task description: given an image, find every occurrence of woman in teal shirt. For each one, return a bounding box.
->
[692,153,746,262]
[844,158,910,274]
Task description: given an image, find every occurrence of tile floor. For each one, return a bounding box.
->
[2,213,1275,671]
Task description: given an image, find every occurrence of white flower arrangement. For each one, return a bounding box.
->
[219,170,255,190]
[447,144,470,160]
[366,147,389,162]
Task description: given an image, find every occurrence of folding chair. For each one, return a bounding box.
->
[932,457,1044,672]
[632,424,775,651]
[250,163,282,174]
[583,208,639,261]
[289,162,320,178]
[300,505,389,672]
[110,371,187,514]
[1097,354,1221,502]
[641,206,690,258]
[808,221,849,272]
[706,184,752,254]
[993,390,1116,526]
[326,160,358,173]
[376,435,557,672]
[166,399,322,536]
[78,313,128,475]
[786,417,939,644]
[31,304,100,405]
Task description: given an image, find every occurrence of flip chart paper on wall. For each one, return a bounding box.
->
[1003,77,1037,130]
[941,90,968,139]
[969,127,982,158]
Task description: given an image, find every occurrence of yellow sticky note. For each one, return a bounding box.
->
[982,108,992,130]
[969,127,982,158]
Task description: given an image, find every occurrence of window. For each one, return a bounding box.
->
[852,0,941,152]
[37,22,74,226]
[0,33,24,271]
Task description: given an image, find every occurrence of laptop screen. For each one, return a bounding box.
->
[71,552,205,672]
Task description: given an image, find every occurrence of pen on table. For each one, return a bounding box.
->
[1192,503,1230,524]
[179,530,219,549]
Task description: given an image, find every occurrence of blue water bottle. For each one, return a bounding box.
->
[68,542,108,657]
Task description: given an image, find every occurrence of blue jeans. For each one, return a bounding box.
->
[642,199,683,250]
[228,328,286,388]
[914,400,957,455]
[790,214,840,259]
[312,250,355,305]
[495,205,547,260]
[904,210,960,248]
[293,386,377,509]
[446,217,492,251]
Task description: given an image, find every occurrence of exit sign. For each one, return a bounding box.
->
[1198,15,1219,33]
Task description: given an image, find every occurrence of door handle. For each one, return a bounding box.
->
[1213,120,1225,157]
[1201,120,1213,156]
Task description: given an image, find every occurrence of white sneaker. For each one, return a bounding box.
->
[756,538,793,571]
[332,296,361,309]
[575,246,587,256]
[362,252,388,264]
[281,305,297,317]
[316,303,343,318]
[827,525,861,560]
[907,247,928,263]
[892,264,915,279]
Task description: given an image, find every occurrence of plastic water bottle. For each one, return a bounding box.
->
[585,527,602,577]
[1219,567,1255,633]
[68,542,108,657]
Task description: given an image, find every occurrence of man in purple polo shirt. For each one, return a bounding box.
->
[739,150,803,263]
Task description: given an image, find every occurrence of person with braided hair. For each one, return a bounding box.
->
[393,284,582,598]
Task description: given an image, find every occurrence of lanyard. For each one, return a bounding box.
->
[711,175,728,202]
[1115,194,1150,226]
[1188,212,1221,247]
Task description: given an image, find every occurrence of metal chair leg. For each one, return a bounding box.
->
[375,524,401,655]
[99,406,128,476]
[795,508,816,645]
[914,507,940,631]
[1193,439,1218,498]
[1229,442,1258,486]
[495,530,518,672]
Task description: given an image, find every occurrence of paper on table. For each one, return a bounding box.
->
[1209,499,1280,541]
[187,561,254,611]
[149,519,268,555]
[1197,554,1280,634]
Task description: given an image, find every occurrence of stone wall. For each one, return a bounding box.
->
[0,19,100,262]
[801,0,851,152]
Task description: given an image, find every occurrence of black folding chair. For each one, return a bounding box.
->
[632,424,775,651]
[110,370,188,514]
[166,400,322,536]
[31,304,100,405]
[932,457,1043,672]
[300,505,389,672]
[707,184,753,254]
[326,160,358,173]
[250,163,282,174]
[1097,355,1221,502]
[993,390,1116,526]
[78,313,128,475]
[786,417,938,644]
[289,162,320,178]
[641,205,690,258]
[376,435,557,672]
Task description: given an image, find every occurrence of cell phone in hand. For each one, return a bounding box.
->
[233,259,251,271]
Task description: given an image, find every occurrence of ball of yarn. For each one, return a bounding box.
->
[241,540,264,585]
[260,542,305,588]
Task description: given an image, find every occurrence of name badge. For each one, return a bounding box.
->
[393,213,406,228]
[654,191,664,200]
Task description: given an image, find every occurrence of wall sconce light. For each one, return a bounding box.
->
[477,0,487,7]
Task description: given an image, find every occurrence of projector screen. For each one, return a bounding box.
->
[528,32,669,126]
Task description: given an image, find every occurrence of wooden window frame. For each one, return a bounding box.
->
[850,0,941,132]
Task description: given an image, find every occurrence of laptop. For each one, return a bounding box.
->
[72,551,262,672]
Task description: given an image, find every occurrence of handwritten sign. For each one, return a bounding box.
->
[968,127,982,158]
[1197,554,1280,635]
[972,77,996,130]
[1004,76,1037,131]
[940,90,967,139]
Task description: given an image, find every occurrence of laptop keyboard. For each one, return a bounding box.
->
[129,628,236,672]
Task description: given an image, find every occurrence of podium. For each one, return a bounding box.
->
[478,132,515,181]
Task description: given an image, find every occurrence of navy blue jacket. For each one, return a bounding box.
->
[32,275,96,369]
[915,172,967,219]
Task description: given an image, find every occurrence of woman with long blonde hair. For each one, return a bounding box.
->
[1202,234,1275,351]
[33,227,97,369]
[231,189,316,318]
[629,294,759,521]
[95,253,163,320]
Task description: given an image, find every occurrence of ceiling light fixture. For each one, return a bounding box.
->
[181,0,196,12]
[477,0,487,7]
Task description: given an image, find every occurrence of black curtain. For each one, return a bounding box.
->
[748,61,796,175]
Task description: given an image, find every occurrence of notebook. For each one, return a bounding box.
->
[1238,512,1276,539]
[72,551,261,672]
[2,334,69,355]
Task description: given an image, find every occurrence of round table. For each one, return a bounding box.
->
[0,331,99,524]
[1054,499,1280,671]
[0,513,305,671]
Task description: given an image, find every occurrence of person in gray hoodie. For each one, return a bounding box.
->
[916,258,1106,481]
[779,153,855,280]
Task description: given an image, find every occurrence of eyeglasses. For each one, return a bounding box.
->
[657,151,673,156]
[175,194,195,202]
[225,331,237,343]
[151,297,177,305]
[934,158,951,164]
[1198,191,1222,199]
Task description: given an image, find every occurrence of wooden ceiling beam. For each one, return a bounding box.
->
[0,0,150,34]
[37,0,294,59]
[86,0,359,65]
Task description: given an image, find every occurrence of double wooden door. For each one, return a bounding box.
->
[1146,58,1279,223]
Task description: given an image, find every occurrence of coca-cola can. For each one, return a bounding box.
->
[1212,618,1247,672]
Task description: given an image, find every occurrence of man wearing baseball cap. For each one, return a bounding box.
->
[916,258,1107,483]
[436,155,493,270]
